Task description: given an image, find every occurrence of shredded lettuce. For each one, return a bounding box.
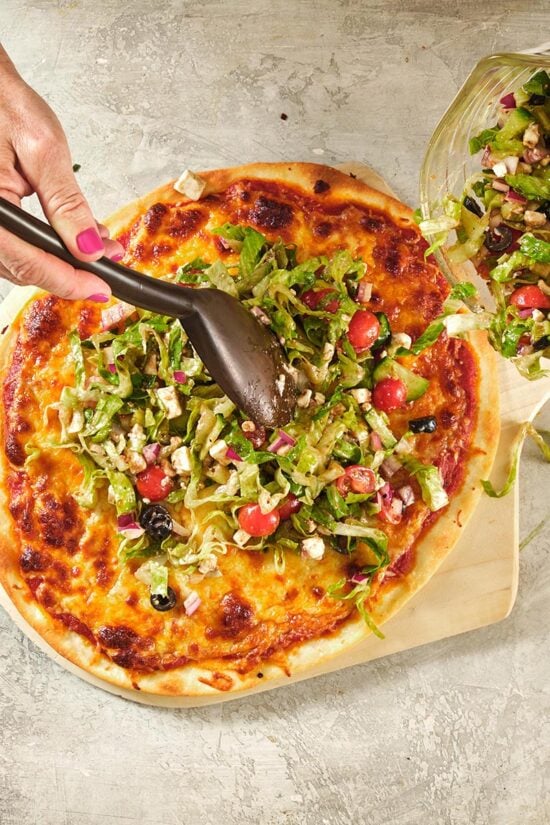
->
[106,470,137,515]
[401,457,449,511]
[519,233,550,265]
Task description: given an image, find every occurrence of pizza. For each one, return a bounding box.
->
[0,162,499,697]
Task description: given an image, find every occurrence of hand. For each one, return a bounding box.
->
[0,46,123,301]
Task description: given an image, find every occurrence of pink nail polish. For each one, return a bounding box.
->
[87,293,110,303]
[77,227,104,254]
[110,253,124,262]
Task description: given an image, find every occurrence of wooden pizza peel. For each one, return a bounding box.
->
[0,162,548,707]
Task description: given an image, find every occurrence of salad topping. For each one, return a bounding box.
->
[53,224,461,629]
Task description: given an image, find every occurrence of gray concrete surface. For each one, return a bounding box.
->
[0,2,549,824]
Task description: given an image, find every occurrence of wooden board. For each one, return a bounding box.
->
[0,163,548,707]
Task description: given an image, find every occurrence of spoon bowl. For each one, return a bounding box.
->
[0,197,297,427]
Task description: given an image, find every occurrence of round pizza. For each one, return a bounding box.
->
[0,162,499,697]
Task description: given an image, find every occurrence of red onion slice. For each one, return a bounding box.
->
[499,92,516,109]
[101,301,135,331]
[397,484,415,507]
[117,513,137,530]
[505,189,527,204]
[268,430,297,453]
[142,443,161,465]
[184,591,201,616]
[369,432,383,452]
[225,447,243,462]
[380,455,402,479]
[492,179,510,193]
[357,280,373,304]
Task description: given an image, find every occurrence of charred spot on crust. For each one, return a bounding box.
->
[143,202,168,234]
[373,244,401,276]
[167,208,205,239]
[54,612,96,644]
[4,433,26,466]
[313,221,332,238]
[20,547,50,572]
[198,671,234,691]
[77,306,99,340]
[314,179,330,194]
[37,495,80,549]
[221,592,254,633]
[360,214,388,234]
[24,296,63,346]
[97,625,142,649]
[249,196,293,230]
[440,409,457,429]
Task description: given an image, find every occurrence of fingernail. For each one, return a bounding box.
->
[77,227,104,254]
[110,253,124,262]
[87,293,110,303]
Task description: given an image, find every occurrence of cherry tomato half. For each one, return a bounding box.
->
[135,466,174,502]
[335,465,377,496]
[348,310,380,352]
[237,503,280,537]
[302,288,340,313]
[372,377,407,412]
[278,494,302,521]
[509,285,550,310]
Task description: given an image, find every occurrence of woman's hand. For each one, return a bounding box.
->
[0,46,123,301]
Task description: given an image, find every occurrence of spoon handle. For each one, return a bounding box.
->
[0,196,196,317]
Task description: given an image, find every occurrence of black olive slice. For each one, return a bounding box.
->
[484,226,513,253]
[409,415,437,434]
[150,586,177,612]
[533,334,550,352]
[139,504,173,540]
[463,196,483,217]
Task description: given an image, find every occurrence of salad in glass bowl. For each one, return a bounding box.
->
[419,50,550,379]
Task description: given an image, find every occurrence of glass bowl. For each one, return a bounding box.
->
[419,43,550,300]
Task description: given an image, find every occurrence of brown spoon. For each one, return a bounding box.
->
[0,197,297,427]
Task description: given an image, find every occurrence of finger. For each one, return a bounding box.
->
[0,225,111,301]
[97,222,124,260]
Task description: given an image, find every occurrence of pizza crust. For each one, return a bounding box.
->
[0,163,500,699]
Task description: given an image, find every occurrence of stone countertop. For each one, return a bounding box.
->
[0,2,549,824]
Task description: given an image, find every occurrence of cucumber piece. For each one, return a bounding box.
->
[494,107,533,148]
[372,312,391,350]
[373,357,429,401]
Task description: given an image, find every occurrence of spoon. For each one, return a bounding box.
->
[0,197,296,427]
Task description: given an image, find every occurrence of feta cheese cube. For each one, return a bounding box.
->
[301,536,325,560]
[232,529,251,547]
[126,450,147,474]
[351,388,371,404]
[156,386,183,420]
[171,445,192,475]
[128,423,146,452]
[173,169,207,200]
[209,439,230,465]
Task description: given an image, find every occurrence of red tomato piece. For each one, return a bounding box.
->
[278,494,302,521]
[348,310,380,352]
[237,503,280,537]
[509,285,550,310]
[135,466,174,502]
[302,288,340,313]
[335,465,376,496]
[372,377,407,412]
